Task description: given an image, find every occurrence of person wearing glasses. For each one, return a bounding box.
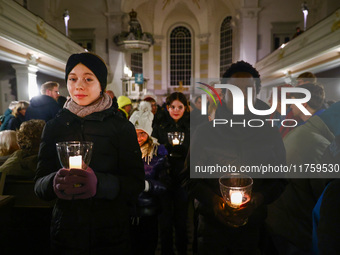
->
[25,81,61,122]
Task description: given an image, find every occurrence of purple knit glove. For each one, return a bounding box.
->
[53,167,98,200]
[63,167,98,199]
[53,168,74,200]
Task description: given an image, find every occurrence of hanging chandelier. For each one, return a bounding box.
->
[113,9,154,53]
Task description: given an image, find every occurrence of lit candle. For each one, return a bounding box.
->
[172,138,180,145]
[230,190,243,207]
[69,155,82,169]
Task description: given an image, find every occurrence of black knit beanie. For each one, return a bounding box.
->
[65,52,107,92]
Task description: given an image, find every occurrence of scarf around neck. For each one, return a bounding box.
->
[64,93,112,117]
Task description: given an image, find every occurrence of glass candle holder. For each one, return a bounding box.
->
[56,141,93,170]
[167,132,185,146]
[167,132,185,157]
[219,173,253,227]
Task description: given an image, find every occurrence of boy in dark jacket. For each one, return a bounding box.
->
[182,61,286,254]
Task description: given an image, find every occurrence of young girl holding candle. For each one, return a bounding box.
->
[34,52,145,254]
[152,92,190,255]
[129,101,169,255]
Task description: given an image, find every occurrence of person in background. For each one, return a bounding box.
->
[0,130,19,166]
[182,61,286,254]
[267,100,340,255]
[57,95,67,108]
[0,119,45,179]
[191,95,208,133]
[129,101,169,255]
[34,52,145,254]
[289,83,325,126]
[152,92,190,255]
[194,95,202,111]
[292,27,303,39]
[144,95,166,128]
[312,135,340,255]
[0,101,18,131]
[117,95,132,119]
[143,96,158,115]
[268,84,292,129]
[25,81,61,122]
[296,72,317,85]
[279,72,318,138]
[105,90,118,109]
[8,101,29,131]
[105,90,116,100]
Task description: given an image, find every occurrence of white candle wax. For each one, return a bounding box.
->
[230,191,243,206]
[69,155,82,169]
[172,138,180,145]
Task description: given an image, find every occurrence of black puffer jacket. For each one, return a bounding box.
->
[34,106,145,254]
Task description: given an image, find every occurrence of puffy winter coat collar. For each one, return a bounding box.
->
[160,111,190,130]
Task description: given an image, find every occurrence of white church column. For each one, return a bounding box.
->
[12,63,39,101]
[239,7,261,65]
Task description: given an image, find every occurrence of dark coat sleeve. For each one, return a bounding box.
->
[7,117,18,131]
[95,121,145,201]
[34,121,60,201]
[180,126,221,215]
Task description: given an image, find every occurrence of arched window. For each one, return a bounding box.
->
[170,26,192,86]
[220,16,232,77]
[131,53,143,76]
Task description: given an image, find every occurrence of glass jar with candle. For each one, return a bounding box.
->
[219,173,253,227]
[56,141,93,170]
[167,132,185,157]
[167,132,185,146]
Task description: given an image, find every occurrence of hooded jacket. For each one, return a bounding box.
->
[25,95,61,122]
[0,108,14,131]
[34,105,145,254]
